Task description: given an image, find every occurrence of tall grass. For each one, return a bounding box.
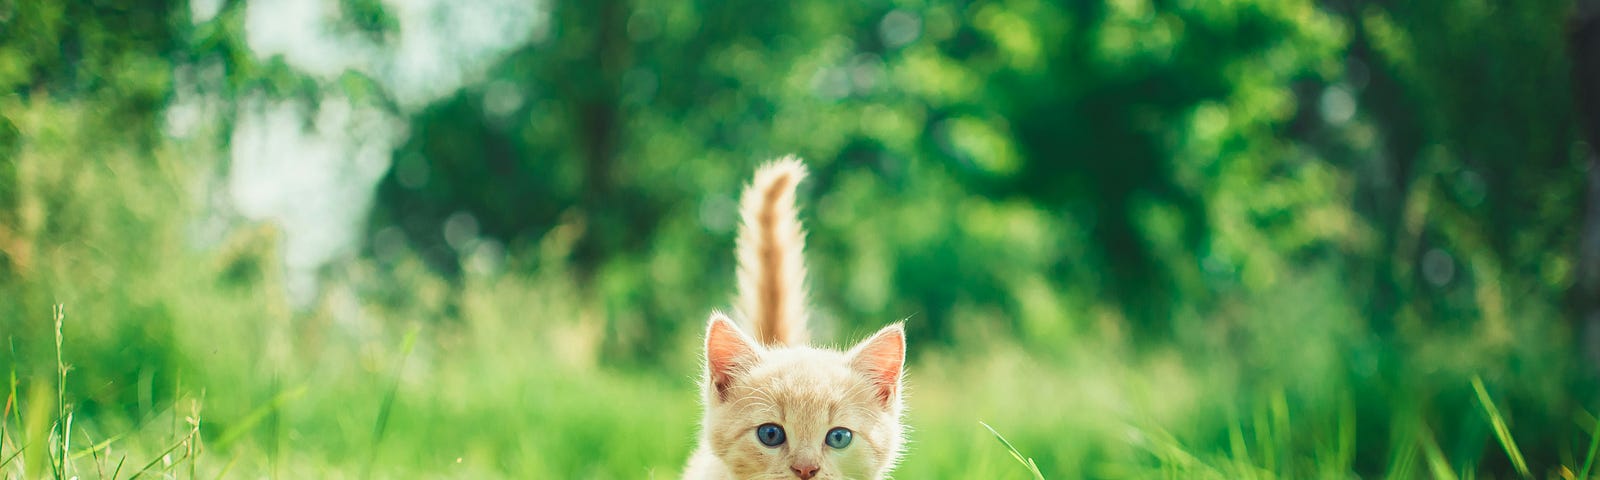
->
[3,274,1593,478]
[0,304,206,480]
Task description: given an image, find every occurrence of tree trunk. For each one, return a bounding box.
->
[1568,0,1600,371]
[561,0,629,288]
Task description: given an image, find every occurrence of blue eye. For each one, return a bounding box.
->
[756,423,786,446]
[825,427,852,449]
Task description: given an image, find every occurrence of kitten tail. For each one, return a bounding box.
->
[736,156,810,346]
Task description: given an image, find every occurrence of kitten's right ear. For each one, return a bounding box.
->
[705,312,761,402]
[847,322,905,408]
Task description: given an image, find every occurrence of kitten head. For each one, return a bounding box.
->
[700,312,906,480]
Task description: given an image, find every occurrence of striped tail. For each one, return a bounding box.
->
[736,156,810,347]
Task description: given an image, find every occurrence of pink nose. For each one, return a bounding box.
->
[791,463,819,479]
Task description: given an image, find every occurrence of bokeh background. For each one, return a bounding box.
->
[2,0,1599,478]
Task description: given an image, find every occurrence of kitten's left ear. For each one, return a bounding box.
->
[706,312,762,402]
[848,323,906,407]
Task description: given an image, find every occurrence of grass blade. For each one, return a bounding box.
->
[126,430,197,480]
[22,385,52,480]
[1470,376,1530,479]
[68,433,123,460]
[54,304,70,480]
[365,324,422,480]
[213,452,239,480]
[57,412,73,479]
[212,385,307,449]
[6,371,16,432]
[1578,413,1600,480]
[85,431,105,480]
[0,442,25,470]
[188,398,203,480]
[110,454,125,480]
[980,421,1045,480]
[1,379,10,459]
[1417,425,1460,480]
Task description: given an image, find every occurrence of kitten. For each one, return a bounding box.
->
[683,157,907,480]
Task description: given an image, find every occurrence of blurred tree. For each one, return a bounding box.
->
[915,1,1348,338]
[0,0,184,277]
[1572,0,1600,369]
[1340,0,1579,336]
[364,0,1357,349]
[365,1,834,355]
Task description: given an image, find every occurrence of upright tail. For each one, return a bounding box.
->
[736,156,810,347]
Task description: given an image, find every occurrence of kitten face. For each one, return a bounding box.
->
[702,315,905,479]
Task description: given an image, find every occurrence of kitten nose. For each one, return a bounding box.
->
[791,463,820,479]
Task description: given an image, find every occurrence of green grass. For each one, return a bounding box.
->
[2,290,1590,479]
[0,259,1592,479]
[0,305,205,480]
[1580,414,1600,480]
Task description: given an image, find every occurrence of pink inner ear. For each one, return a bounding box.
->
[850,325,905,406]
[706,314,758,402]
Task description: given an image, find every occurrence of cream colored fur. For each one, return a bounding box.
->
[736,159,810,346]
[684,157,907,480]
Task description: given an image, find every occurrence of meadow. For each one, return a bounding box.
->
[0,248,1586,479]
[4,256,1587,479]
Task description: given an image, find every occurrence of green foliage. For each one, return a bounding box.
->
[0,0,1595,478]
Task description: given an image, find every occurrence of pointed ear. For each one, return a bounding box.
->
[848,323,905,407]
[706,312,761,402]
